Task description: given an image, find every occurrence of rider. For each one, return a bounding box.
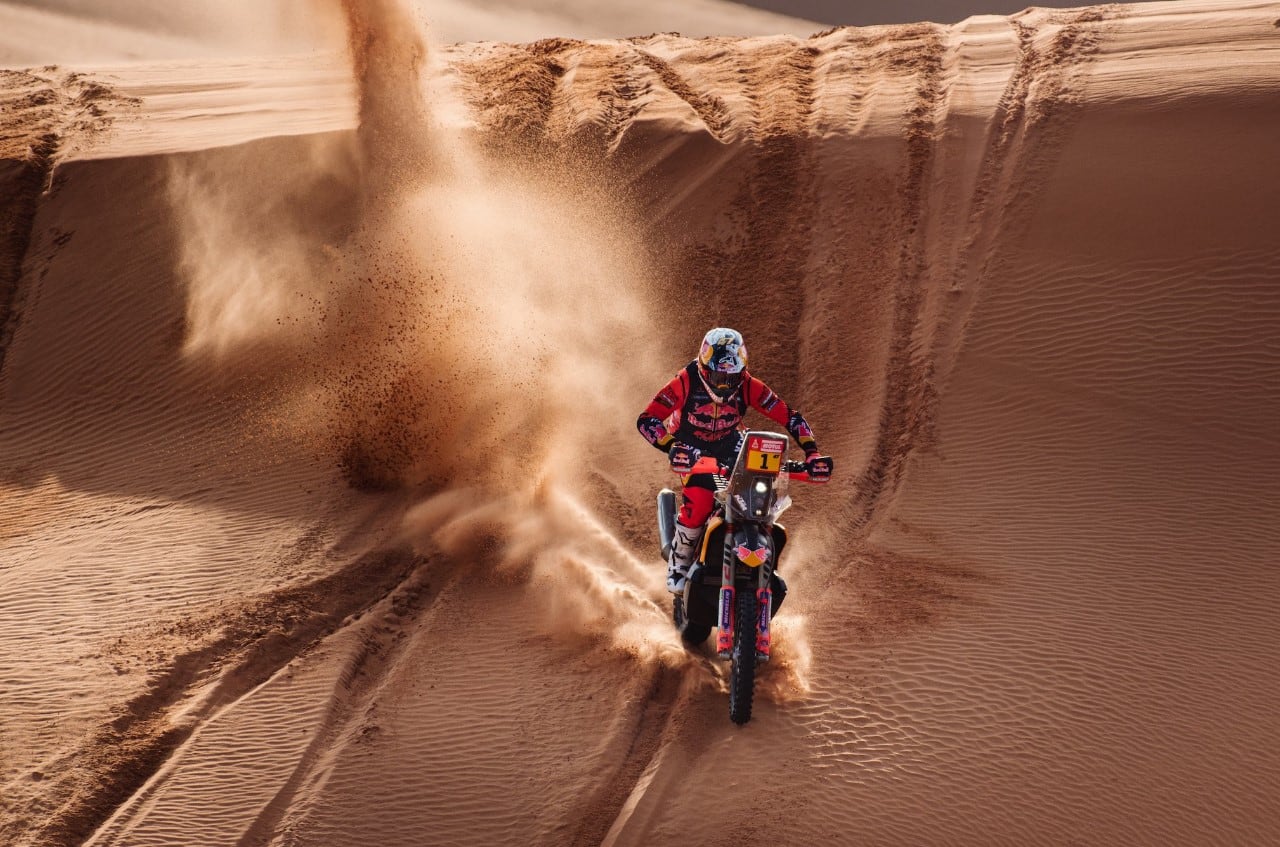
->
[637,327,833,593]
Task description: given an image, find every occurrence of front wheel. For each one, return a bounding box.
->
[728,587,757,725]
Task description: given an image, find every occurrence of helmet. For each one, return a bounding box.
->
[697,327,748,400]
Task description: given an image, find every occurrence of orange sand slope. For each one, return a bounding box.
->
[3,1,1280,845]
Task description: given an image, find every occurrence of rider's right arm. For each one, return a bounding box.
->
[636,371,687,453]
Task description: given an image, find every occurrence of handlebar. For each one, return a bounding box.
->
[679,456,826,483]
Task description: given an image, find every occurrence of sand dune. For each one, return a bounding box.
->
[3,1,1279,845]
[0,0,822,66]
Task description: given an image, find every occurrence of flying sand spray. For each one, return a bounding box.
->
[171,0,812,696]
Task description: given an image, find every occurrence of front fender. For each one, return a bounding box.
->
[731,524,773,568]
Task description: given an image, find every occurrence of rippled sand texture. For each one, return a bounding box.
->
[3,2,1280,846]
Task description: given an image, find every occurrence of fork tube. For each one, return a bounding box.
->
[716,523,735,657]
[756,560,773,661]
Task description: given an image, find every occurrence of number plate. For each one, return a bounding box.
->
[745,435,785,475]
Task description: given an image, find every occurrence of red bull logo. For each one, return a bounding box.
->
[735,544,770,567]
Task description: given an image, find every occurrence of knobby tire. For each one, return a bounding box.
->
[729,587,757,725]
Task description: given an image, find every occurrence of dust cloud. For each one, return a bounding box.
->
[166,0,707,667]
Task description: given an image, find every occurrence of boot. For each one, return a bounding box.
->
[667,521,703,594]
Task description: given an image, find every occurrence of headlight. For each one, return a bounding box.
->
[752,479,770,516]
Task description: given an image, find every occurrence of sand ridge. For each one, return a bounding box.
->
[3,1,1280,845]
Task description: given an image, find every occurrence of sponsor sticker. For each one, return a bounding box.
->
[719,586,734,631]
[745,435,785,474]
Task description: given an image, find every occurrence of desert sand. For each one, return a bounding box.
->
[2,1,1280,845]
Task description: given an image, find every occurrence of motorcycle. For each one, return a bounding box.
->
[656,430,828,724]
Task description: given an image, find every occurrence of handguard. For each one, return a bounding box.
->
[804,454,834,482]
[668,442,702,474]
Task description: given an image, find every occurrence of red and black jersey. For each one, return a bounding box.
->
[637,361,819,458]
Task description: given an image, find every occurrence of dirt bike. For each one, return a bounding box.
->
[656,430,828,724]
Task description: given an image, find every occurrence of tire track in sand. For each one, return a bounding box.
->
[630,47,733,142]
[661,39,821,395]
[731,41,821,389]
[455,40,578,155]
[564,666,682,847]
[934,6,1124,388]
[848,25,947,527]
[21,546,428,847]
[597,57,649,155]
[227,557,467,847]
[853,7,1122,526]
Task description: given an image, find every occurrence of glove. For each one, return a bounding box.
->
[668,442,701,474]
[804,454,833,482]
